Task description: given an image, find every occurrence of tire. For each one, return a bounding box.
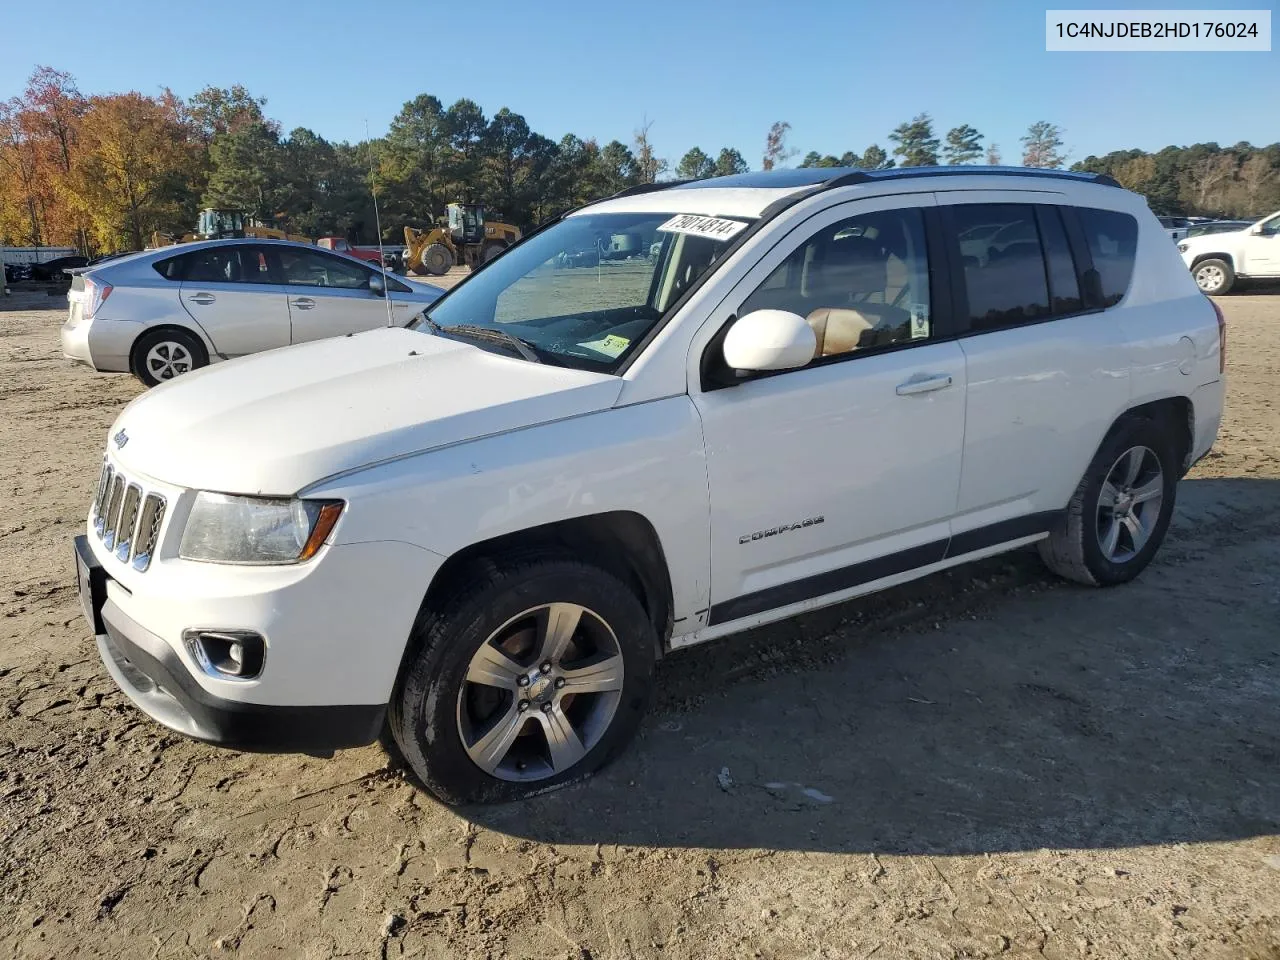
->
[1038,416,1179,587]
[481,241,506,264]
[1192,258,1234,295]
[131,328,209,388]
[389,554,656,805]
[420,242,452,277]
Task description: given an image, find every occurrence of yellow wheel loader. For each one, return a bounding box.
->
[148,209,312,249]
[403,203,521,277]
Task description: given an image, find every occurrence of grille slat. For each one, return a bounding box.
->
[132,495,166,572]
[93,465,114,535]
[114,485,142,562]
[102,475,126,550]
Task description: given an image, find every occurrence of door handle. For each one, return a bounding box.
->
[896,374,953,396]
[187,293,215,305]
[290,297,316,310]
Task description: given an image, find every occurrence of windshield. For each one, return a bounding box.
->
[411,211,752,370]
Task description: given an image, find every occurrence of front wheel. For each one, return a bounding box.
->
[420,242,452,276]
[389,555,656,804]
[1038,416,1178,586]
[1192,258,1234,296]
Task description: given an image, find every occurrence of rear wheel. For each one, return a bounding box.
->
[1038,416,1178,586]
[420,243,452,276]
[1192,258,1234,295]
[131,328,208,387]
[389,555,656,804]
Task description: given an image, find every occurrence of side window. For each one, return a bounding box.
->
[1038,207,1083,315]
[277,248,370,289]
[739,207,931,361]
[950,204,1050,331]
[181,247,247,284]
[1258,213,1280,236]
[1075,208,1138,307]
[152,255,183,281]
[386,275,413,294]
[239,246,275,284]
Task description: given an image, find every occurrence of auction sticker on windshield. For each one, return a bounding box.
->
[657,214,750,241]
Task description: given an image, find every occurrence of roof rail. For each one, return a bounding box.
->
[609,179,694,199]
[822,166,1122,190]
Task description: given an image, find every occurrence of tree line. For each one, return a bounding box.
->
[2,67,1278,254]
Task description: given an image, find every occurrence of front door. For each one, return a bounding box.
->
[1241,212,1280,276]
[176,244,291,358]
[691,196,967,626]
[275,247,388,343]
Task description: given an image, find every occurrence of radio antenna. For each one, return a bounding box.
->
[365,119,395,328]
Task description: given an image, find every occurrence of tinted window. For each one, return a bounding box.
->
[153,256,182,281]
[1038,207,1083,315]
[1259,213,1280,236]
[1076,208,1138,307]
[951,204,1049,330]
[740,207,931,361]
[177,246,276,285]
[278,248,370,289]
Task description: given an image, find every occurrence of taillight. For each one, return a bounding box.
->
[1209,297,1225,374]
[84,276,113,320]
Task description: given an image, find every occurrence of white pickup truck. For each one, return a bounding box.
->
[74,166,1224,804]
[1179,209,1280,294]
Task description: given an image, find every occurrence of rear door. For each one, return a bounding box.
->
[936,197,1132,538]
[176,244,291,358]
[276,246,388,343]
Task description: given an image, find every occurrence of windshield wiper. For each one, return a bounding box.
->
[422,318,543,364]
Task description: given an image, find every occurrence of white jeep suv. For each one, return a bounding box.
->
[74,167,1225,804]
[1178,208,1280,294]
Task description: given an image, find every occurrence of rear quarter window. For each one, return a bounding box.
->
[152,256,183,281]
[1076,208,1138,308]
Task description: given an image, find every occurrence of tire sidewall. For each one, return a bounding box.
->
[132,328,207,387]
[394,562,656,805]
[1078,419,1178,585]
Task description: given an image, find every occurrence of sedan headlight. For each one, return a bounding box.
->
[179,493,344,564]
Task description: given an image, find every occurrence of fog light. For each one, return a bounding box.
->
[183,629,265,680]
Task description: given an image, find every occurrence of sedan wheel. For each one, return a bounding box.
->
[145,341,194,381]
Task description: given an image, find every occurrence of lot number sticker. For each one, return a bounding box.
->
[657,214,750,242]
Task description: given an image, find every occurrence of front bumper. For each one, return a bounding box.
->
[74,530,430,755]
[97,593,384,753]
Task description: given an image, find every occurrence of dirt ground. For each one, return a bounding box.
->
[1,283,1278,960]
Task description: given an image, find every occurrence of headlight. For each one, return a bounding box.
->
[179,493,344,564]
[1177,243,1189,253]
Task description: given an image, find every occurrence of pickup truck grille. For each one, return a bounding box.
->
[92,461,166,572]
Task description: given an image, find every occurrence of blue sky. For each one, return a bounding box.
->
[1,0,1275,165]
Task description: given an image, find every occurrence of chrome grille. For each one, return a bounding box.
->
[90,460,166,572]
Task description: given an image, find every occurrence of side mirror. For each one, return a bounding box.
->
[722,309,816,372]
[368,273,386,297]
[1249,225,1264,236]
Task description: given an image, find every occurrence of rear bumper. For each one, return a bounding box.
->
[78,535,386,755]
[60,317,134,373]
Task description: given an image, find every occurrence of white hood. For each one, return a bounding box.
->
[108,328,624,494]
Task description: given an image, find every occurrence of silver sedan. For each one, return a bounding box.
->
[60,238,445,386]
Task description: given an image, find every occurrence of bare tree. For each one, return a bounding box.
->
[1187,154,1237,211]
[1238,154,1276,214]
[632,116,667,184]
[762,121,795,171]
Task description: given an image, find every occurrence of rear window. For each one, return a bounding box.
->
[1076,208,1138,308]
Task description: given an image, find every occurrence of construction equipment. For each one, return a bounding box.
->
[148,209,312,249]
[403,203,521,276]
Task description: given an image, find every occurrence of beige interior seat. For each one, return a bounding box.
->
[802,236,912,356]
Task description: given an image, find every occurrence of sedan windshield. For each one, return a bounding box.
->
[410,211,752,370]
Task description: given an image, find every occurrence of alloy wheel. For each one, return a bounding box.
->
[1096,445,1164,563]
[144,341,193,380]
[455,602,624,782]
